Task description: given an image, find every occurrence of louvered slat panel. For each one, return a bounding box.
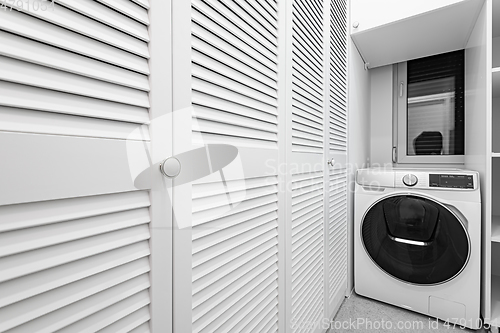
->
[192,238,278,287]
[232,0,277,34]
[329,228,347,299]
[245,305,279,332]
[97,306,150,333]
[194,276,278,333]
[130,0,150,10]
[0,208,150,257]
[0,193,150,275]
[193,0,277,64]
[292,0,324,154]
[192,52,277,100]
[57,297,150,332]
[0,10,149,74]
[193,115,278,145]
[217,283,278,333]
[4,0,149,58]
[198,0,277,52]
[0,262,149,331]
[0,107,149,140]
[294,68,324,98]
[326,0,348,312]
[191,25,275,84]
[191,37,277,90]
[1,224,150,283]
[192,178,277,216]
[96,0,150,25]
[257,0,278,17]
[0,192,151,331]
[192,193,278,230]
[193,258,277,323]
[192,103,277,133]
[291,170,324,333]
[57,0,149,41]
[129,322,151,333]
[0,82,149,124]
[0,242,150,309]
[0,0,154,331]
[229,295,278,332]
[329,167,347,306]
[7,276,150,333]
[0,31,149,91]
[192,247,277,308]
[0,56,149,107]
[191,0,278,149]
[191,10,275,74]
[192,79,276,116]
[0,190,149,232]
[330,0,348,151]
[192,62,277,106]
[292,7,323,64]
[191,176,279,333]
[192,175,278,198]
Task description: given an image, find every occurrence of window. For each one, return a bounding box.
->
[395,50,465,164]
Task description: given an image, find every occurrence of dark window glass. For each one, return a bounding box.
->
[406,50,465,156]
[362,195,469,285]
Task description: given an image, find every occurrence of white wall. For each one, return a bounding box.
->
[347,39,370,293]
[370,65,394,166]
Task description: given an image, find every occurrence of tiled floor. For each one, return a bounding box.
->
[329,293,487,333]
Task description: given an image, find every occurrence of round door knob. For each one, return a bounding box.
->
[403,174,418,187]
[353,21,359,28]
[160,157,181,178]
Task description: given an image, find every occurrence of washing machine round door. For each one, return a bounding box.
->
[361,195,470,285]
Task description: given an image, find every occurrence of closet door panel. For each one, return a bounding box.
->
[326,0,349,318]
[287,0,327,332]
[0,1,173,331]
[172,0,282,332]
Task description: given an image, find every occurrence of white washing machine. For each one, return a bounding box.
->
[354,168,481,329]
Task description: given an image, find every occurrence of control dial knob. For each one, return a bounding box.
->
[403,174,418,187]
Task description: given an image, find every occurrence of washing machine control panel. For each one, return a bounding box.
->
[429,174,474,189]
[357,169,479,191]
[402,174,418,187]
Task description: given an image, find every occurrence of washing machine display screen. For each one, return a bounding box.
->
[429,174,474,189]
[362,195,470,285]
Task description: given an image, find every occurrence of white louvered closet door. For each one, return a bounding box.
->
[285,0,349,331]
[285,0,327,332]
[172,0,284,332]
[325,0,348,320]
[0,1,172,332]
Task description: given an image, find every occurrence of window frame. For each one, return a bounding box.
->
[395,61,465,164]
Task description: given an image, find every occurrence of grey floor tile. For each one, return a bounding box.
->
[329,293,487,333]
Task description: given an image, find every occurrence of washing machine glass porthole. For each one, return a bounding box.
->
[361,195,470,285]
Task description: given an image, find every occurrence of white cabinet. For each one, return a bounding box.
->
[0,0,173,332]
[170,0,350,332]
[350,0,483,68]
